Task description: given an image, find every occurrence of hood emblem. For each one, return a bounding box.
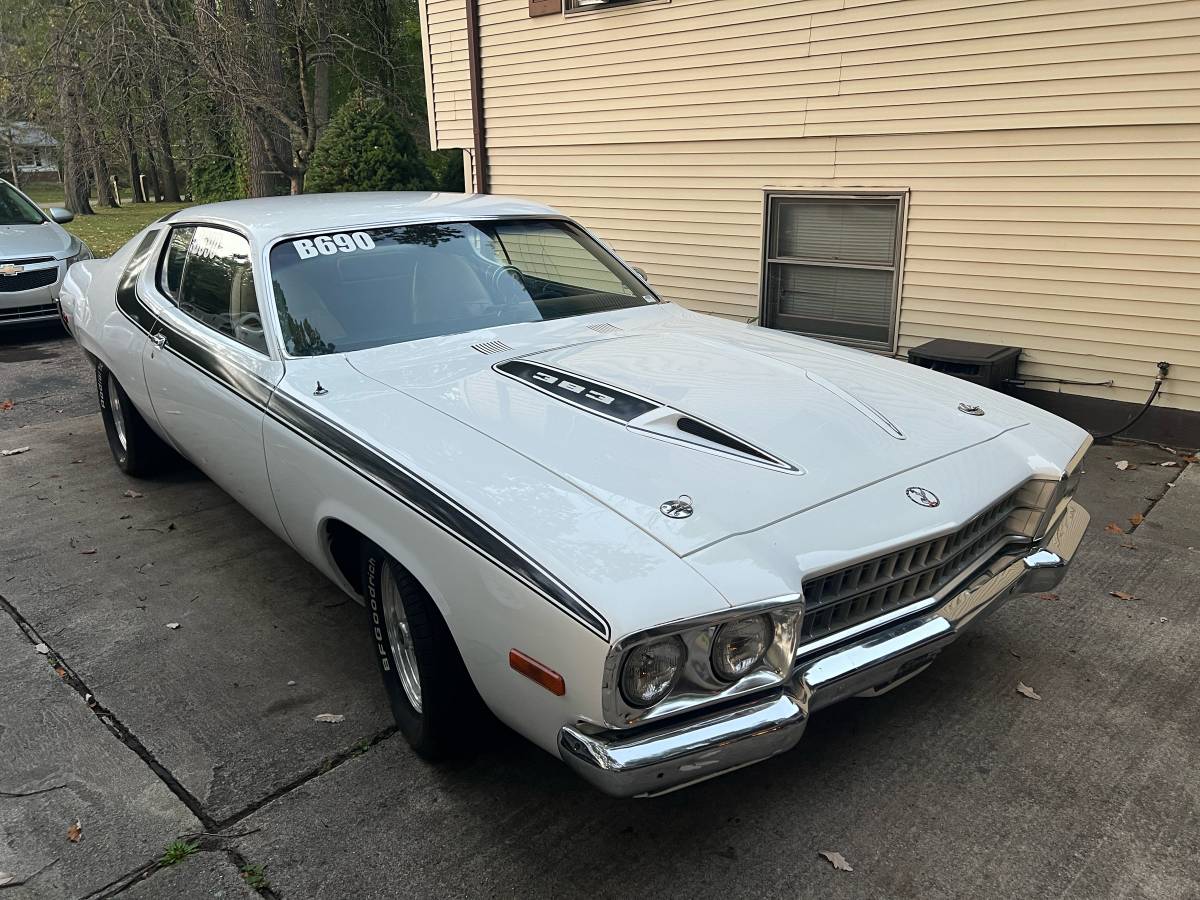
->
[906,487,940,508]
[958,402,984,416]
[0,264,25,276]
[659,495,694,519]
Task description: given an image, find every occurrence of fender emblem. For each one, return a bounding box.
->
[659,495,694,519]
[906,487,940,508]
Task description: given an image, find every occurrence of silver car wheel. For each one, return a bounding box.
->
[381,560,423,713]
[108,373,128,451]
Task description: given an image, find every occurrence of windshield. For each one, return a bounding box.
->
[268,219,655,355]
[0,182,45,226]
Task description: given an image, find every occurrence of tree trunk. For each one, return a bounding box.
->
[155,111,181,201]
[126,134,143,203]
[243,118,278,198]
[93,156,118,207]
[145,149,163,202]
[313,16,331,137]
[59,69,94,215]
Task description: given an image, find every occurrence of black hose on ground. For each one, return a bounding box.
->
[1091,361,1170,443]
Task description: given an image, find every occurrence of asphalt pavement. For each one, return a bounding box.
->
[2,324,1198,899]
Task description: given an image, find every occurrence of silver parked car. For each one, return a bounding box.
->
[0,178,92,326]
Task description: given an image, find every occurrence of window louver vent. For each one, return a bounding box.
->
[586,322,622,334]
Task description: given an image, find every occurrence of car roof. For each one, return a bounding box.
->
[175,192,564,243]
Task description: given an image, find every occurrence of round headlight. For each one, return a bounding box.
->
[620,637,685,708]
[711,615,773,682]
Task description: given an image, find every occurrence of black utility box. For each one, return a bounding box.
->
[907,339,1021,392]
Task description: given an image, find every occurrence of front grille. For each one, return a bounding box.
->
[0,302,59,322]
[800,488,1023,645]
[1,255,54,266]
[0,267,58,293]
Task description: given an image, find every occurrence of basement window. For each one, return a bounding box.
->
[760,191,905,352]
[565,0,667,13]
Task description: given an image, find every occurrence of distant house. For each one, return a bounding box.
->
[416,0,1200,444]
[1,121,59,180]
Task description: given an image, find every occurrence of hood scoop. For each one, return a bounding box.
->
[494,358,798,472]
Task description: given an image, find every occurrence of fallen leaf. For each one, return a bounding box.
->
[1182,455,1199,464]
[1110,591,1139,601]
[34,642,49,655]
[287,680,296,686]
[79,548,97,555]
[314,713,345,724]
[67,819,82,843]
[1104,522,1124,534]
[54,666,66,678]
[0,399,13,411]
[1129,513,1145,526]
[119,514,131,520]
[0,872,13,886]
[123,490,143,499]
[1036,593,1060,601]
[1115,460,1130,471]
[165,622,181,630]
[1160,461,1179,467]
[819,850,853,872]
[1120,542,1137,551]
[1016,681,1042,701]
[1,446,30,456]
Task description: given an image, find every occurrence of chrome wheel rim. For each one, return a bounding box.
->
[108,374,128,451]
[380,562,422,713]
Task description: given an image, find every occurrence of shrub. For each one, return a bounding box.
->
[305,93,432,193]
[188,157,240,203]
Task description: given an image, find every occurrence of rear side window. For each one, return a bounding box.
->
[159,226,195,300]
[177,227,267,354]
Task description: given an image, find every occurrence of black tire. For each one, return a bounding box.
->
[361,542,483,759]
[96,362,169,477]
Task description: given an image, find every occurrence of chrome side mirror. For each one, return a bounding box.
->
[47,207,75,224]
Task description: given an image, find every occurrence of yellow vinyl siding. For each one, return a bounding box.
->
[420,0,1200,413]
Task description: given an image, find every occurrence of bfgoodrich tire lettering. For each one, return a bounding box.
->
[361,541,484,760]
[96,362,170,477]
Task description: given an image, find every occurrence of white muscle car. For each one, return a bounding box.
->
[59,193,1090,797]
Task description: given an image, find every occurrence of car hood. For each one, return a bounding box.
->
[347,316,1030,557]
[0,221,73,260]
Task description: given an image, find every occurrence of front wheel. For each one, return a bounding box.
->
[361,543,484,759]
[96,363,169,477]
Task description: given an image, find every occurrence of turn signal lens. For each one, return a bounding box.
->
[711,615,773,682]
[619,637,685,708]
[509,649,566,696]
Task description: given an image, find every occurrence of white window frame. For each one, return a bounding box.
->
[758,188,909,354]
[564,0,669,15]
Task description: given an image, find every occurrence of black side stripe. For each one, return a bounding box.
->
[268,392,610,640]
[112,275,609,640]
[114,231,161,334]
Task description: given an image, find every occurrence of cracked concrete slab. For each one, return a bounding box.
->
[1138,461,1200,549]
[231,464,1200,899]
[0,324,96,431]
[1073,442,1188,538]
[0,416,393,822]
[118,852,260,900]
[0,621,199,900]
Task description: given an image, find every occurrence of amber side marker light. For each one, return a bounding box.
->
[509,649,566,696]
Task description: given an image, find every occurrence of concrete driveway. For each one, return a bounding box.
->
[2,326,1198,900]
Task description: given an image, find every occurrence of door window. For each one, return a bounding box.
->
[177,227,268,354]
[159,226,195,301]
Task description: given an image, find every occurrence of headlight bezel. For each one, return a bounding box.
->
[602,596,802,728]
[1007,436,1091,540]
[65,239,93,267]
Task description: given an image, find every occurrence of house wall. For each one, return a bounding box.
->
[420,0,1200,415]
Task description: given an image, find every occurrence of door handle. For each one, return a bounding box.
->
[151,333,167,350]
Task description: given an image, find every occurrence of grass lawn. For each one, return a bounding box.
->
[18,181,192,257]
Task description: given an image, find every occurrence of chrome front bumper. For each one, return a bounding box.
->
[559,499,1090,798]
